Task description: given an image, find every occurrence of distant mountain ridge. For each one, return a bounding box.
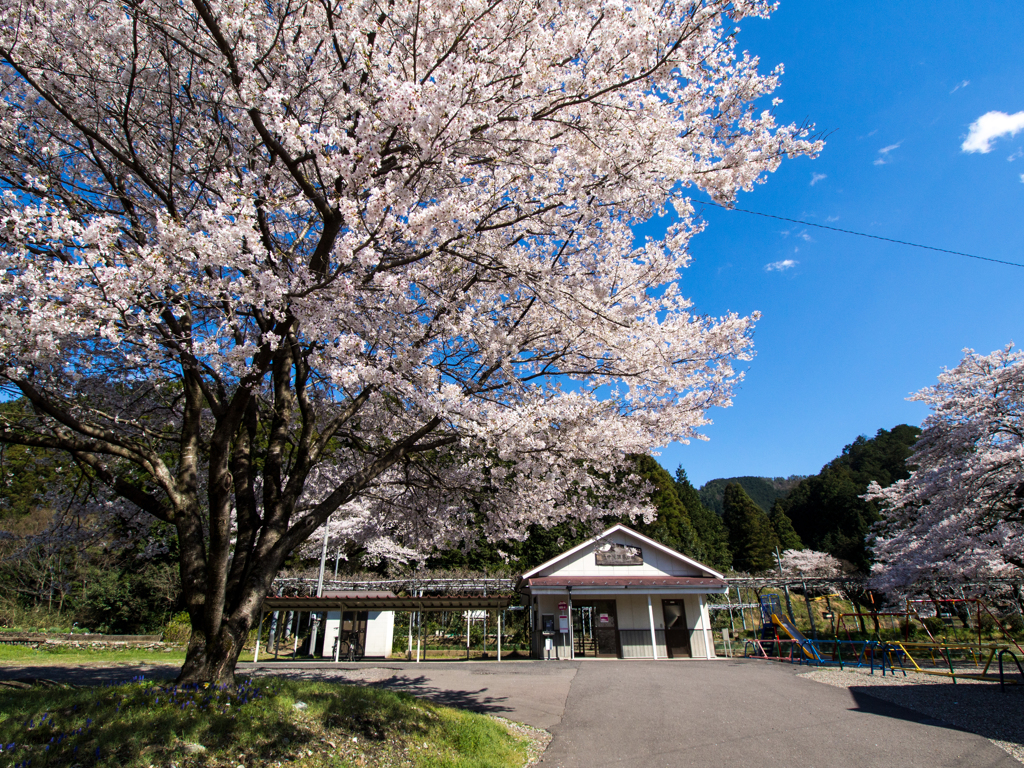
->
[699,475,805,516]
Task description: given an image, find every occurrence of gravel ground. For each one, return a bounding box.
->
[802,665,1024,764]
[492,716,551,767]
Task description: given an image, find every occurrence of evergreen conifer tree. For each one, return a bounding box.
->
[769,501,804,552]
[628,456,704,560]
[674,466,731,572]
[722,483,779,573]
[781,425,921,571]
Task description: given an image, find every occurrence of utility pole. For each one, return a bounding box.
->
[775,547,796,625]
[308,517,331,657]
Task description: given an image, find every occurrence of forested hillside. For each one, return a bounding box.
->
[427,456,733,575]
[0,400,182,632]
[699,476,804,516]
[778,424,921,572]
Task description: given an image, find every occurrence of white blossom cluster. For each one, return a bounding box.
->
[780,548,842,578]
[868,345,1024,590]
[0,0,818,634]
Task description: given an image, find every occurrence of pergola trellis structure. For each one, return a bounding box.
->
[257,574,1022,662]
[271,577,516,596]
[714,576,1024,640]
[255,593,515,663]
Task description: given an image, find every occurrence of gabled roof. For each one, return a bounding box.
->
[519,523,725,581]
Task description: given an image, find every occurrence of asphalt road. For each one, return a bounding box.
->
[536,659,1018,768]
[2,658,1017,767]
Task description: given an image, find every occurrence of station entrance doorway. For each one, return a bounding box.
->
[662,599,691,658]
[572,600,620,657]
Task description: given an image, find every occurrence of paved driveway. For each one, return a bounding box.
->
[535,659,1017,768]
[3,658,1018,767]
[238,658,1017,767]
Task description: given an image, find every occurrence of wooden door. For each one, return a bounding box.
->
[662,599,691,658]
[592,600,620,658]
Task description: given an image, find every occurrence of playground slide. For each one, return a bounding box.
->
[772,613,823,662]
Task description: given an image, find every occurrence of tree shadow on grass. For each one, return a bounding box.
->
[0,675,512,767]
[0,663,178,687]
[259,667,516,716]
[370,672,515,717]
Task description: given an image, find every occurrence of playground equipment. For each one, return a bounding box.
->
[739,591,1024,688]
[771,612,823,663]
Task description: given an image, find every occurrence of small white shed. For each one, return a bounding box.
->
[520,524,728,660]
[319,591,396,659]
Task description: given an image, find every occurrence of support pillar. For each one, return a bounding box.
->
[803,581,817,640]
[784,585,796,626]
[567,588,574,660]
[698,594,714,659]
[268,608,280,657]
[416,607,422,663]
[647,594,659,660]
[408,609,414,659]
[253,606,265,664]
[309,524,330,657]
[334,608,344,662]
[726,589,736,634]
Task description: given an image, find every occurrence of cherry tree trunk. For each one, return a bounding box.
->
[176,619,253,688]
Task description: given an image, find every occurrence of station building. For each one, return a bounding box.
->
[319,591,396,658]
[520,524,728,659]
[258,523,727,662]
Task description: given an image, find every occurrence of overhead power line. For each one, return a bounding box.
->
[692,198,1024,269]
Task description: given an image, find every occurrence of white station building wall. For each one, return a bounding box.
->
[531,535,705,578]
[321,610,395,659]
[524,526,722,660]
[531,592,714,659]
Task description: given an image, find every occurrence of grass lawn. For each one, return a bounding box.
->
[0,676,534,768]
[0,644,278,666]
[0,643,189,666]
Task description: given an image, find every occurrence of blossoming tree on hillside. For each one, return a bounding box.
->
[868,345,1024,590]
[0,0,818,683]
[781,548,842,578]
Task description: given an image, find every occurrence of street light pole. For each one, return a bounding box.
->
[308,518,331,657]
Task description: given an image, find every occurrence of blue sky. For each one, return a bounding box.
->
[652,2,1024,487]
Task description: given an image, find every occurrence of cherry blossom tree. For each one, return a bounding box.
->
[781,548,842,578]
[868,345,1024,590]
[0,0,818,683]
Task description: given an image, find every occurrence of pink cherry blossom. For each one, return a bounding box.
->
[0,0,819,682]
[868,345,1024,590]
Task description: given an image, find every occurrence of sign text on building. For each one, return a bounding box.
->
[594,542,643,566]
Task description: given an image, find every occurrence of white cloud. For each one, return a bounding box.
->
[826,215,840,223]
[1008,148,1023,162]
[797,230,813,242]
[810,173,827,186]
[961,111,1024,153]
[950,80,970,94]
[1020,173,1024,184]
[874,142,902,165]
[765,259,798,272]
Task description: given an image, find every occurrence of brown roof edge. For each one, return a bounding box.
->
[261,594,514,611]
[524,576,727,588]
